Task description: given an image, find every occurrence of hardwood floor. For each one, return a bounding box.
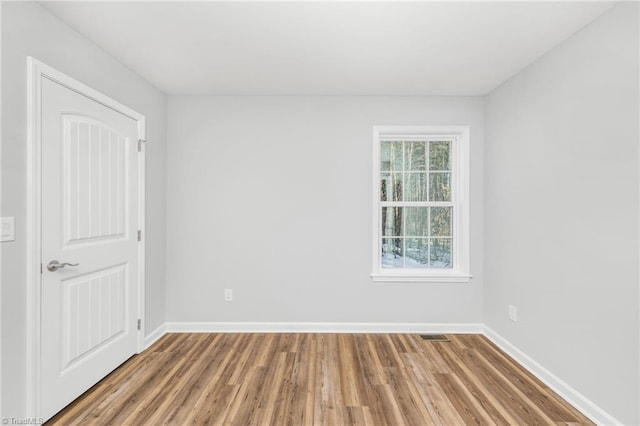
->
[47,333,593,425]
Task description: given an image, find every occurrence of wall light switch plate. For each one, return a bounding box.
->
[508,304,518,322]
[1,217,15,242]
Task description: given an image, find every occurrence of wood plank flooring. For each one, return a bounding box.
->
[47,333,593,425]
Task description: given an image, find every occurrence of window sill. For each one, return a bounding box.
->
[370,272,472,283]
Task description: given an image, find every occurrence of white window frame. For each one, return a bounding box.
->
[371,126,471,283]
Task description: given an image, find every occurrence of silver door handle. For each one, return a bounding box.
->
[47,260,79,272]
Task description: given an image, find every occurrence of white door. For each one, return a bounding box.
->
[39,76,142,420]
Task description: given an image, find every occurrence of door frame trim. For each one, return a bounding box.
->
[26,57,146,417]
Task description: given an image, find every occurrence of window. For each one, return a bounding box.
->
[371,126,471,282]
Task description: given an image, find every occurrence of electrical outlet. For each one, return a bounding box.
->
[508,305,518,322]
[225,289,233,302]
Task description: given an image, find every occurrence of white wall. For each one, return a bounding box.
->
[484,3,639,424]
[1,2,167,416]
[166,96,484,325]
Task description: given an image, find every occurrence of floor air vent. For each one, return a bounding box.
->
[419,334,449,342]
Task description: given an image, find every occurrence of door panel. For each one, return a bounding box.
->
[62,115,128,244]
[61,264,127,373]
[40,76,140,420]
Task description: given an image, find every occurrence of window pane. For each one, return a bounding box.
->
[382,207,403,237]
[380,173,390,201]
[405,207,429,237]
[430,207,452,236]
[429,172,451,201]
[380,173,402,201]
[430,141,451,171]
[381,141,403,171]
[404,173,427,202]
[430,239,452,268]
[405,141,426,171]
[381,238,404,268]
[406,239,428,268]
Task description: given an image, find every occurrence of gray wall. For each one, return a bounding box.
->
[484,3,639,424]
[166,96,484,324]
[1,2,167,416]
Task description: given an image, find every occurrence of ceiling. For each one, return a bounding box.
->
[41,1,615,96]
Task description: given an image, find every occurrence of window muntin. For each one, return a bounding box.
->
[380,139,454,269]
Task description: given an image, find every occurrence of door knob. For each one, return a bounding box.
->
[47,260,79,272]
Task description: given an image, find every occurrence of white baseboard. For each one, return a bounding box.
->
[482,326,622,426]
[164,321,483,334]
[144,323,167,349]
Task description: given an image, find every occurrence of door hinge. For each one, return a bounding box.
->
[40,263,43,274]
[137,230,142,241]
[138,139,146,152]
[137,319,142,330]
